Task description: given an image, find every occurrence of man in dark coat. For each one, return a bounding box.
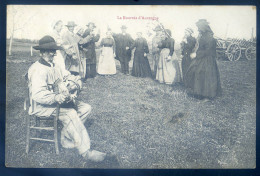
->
[82,22,100,79]
[112,25,134,75]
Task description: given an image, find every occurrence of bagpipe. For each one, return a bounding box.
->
[53,75,82,110]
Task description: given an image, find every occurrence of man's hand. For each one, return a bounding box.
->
[55,94,67,104]
[190,53,196,59]
[126,47,129,50]
[144,53,147,57]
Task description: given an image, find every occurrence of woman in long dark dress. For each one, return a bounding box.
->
[181,28,196,86]
[185,19,221,100]
[131,32,152,78]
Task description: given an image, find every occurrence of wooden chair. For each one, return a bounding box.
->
[24,74,60,154]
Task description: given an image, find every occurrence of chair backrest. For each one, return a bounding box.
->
[23,73,30,112]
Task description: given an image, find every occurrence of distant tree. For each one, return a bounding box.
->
[7,6,38,55]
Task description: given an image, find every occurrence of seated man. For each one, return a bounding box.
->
[27,35,106,162]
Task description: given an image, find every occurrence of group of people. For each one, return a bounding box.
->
[26,18,221,162]
[50,19,222,101]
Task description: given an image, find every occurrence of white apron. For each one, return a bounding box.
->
[97,47,116,75]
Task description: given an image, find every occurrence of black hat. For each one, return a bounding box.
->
[121,25,127,29]
[33,36,62,51]
[65,21,77,27]
[86,22,96,28]
[153,25,162,31]
[196,19,209,27]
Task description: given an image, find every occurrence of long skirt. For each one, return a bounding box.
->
[182,56,191,84]
[152,53,160,78]
[185,55,221,99]
[172,52,182,83]
[97,47,116,75]
[85,64,97,78]
[156,48,181,84]
[131,52,152,78]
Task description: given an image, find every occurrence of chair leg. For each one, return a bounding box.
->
[26,116,30,154]
[35,116,40,138]
[54,112,59,155]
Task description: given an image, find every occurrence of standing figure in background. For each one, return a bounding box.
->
[152,25,162,78]
[97,30,117,75]
[113,25,134,75]
[62,21,82,77]
[82,22,100,79]
[130,32,152,78]
[76,27,92,79]
[50,20,66,73]
[180,28,196,86]
[156,29,182,85]
[185,19,221,100]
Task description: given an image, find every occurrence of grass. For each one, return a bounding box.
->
[5,41,256,168]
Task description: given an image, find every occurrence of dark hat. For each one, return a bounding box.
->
[196,19,213,34]
[33,35,62,51]
[65,21,77,27]
[153,25,162,31]
[86,22,96,28]
[196,19,209,27]
[121,25,127,29]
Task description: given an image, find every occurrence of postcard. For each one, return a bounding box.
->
[6,5,256,168]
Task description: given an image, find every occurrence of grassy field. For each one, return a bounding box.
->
[5,41,256,168]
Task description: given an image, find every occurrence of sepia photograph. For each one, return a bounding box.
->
[5,5,256,168]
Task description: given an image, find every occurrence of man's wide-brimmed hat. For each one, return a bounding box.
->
[121,25,127,29]
[65,21,77,27]
[196,19,209,27]
[86,22,96,28]
[33,35,62,51]
[153,25,162,31]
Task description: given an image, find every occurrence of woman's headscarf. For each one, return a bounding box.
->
[196,19,213,35]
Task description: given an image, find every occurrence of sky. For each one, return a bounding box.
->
[7,5,256,43]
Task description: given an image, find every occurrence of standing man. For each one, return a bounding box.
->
[151,25,162,78]
[62,21,82,77]
[113,25,134,75]
[82,22,100,79]
[28,35,106,161]
[75,26,92,79]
